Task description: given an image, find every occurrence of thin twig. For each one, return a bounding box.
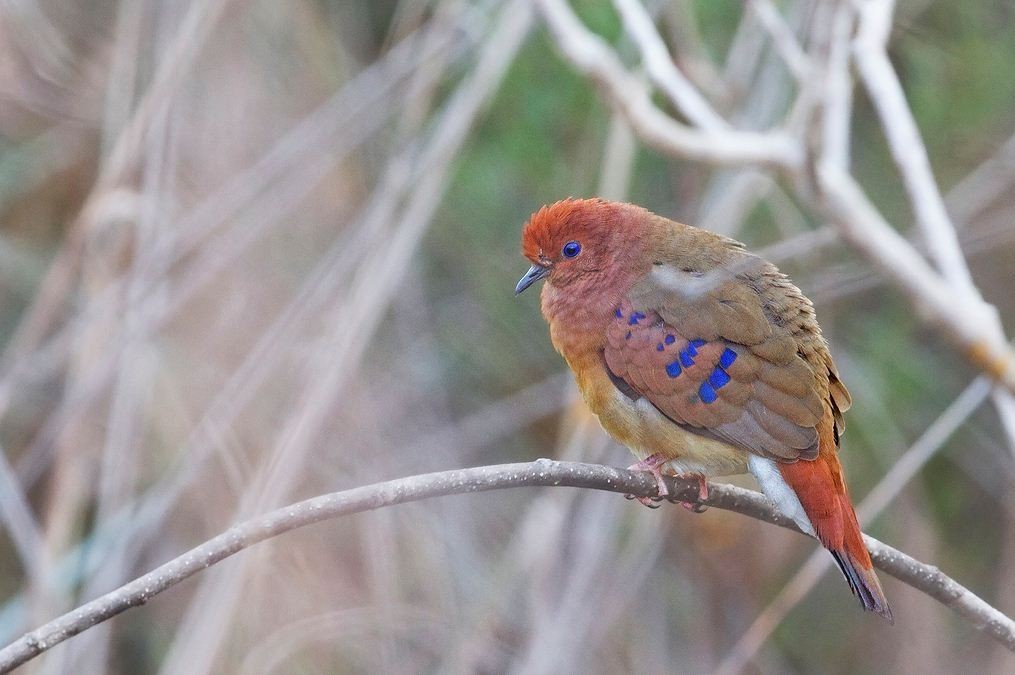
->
[612,0,728,130]
[534,0,803,168]
[747,0,812,82]
[853,0,975,293]
[815,163,1015,392]
[0,460,1011,673]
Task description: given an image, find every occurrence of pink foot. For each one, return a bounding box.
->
[626,453,670,507]
[625,457,710,512]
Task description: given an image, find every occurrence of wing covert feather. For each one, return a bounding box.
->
[603,254,840,462]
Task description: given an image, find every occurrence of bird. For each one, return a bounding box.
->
[515,197,892,621]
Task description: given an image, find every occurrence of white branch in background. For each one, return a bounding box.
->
[820,2,855,169]
[747,0,812,83]
[612,0,728,130]
[0,460,1011,673]
[851,0,1015,457]
[815,163,1015,392]
[535,0,803,168]
[853,0,978,295]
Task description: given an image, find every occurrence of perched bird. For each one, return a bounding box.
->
[516,198,892,621]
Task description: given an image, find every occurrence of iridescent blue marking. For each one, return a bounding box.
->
[665,360,682,377]
[625,331,632,340]
[719,347,737,369]
[664,334,675,345]
[699,381,718,403]
[615,308,623,318]
[628,311,646,325]
[679,349,694,368]
[656,343,664,352]
[690,338,706,348]
[686,343,697,357]
[708,366,731,389]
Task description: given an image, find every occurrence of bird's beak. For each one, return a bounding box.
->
[515,263,549,295]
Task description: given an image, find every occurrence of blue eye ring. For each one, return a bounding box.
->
[562,241,581,258]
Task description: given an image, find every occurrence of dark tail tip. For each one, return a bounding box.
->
[831,550,894,624]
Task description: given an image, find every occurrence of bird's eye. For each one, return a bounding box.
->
[562,241,581,258]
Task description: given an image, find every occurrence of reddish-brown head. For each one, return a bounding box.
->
[515,198,647,295]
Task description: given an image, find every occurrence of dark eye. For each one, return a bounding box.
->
[562,241,581,258]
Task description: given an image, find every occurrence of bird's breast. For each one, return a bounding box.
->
[567,349,749,477]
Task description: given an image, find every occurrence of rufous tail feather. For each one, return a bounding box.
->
[779,415,893,622]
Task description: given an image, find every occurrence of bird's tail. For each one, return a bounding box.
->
[778,416,893,622]
[827,496,893,622]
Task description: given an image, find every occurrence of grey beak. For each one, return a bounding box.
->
[515,264,549,295]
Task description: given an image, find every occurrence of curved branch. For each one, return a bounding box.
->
[535,0,803,169]
[0,460,1011,672]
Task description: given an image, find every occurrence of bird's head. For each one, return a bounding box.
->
[516,198,642,295]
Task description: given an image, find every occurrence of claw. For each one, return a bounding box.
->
[625,457,710,512]
[626,453,671,507]
[623,493,661,507]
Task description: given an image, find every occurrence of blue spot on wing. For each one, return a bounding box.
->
[679,350,695,368]
[625,331,632,340]
[719,347,737,368]
[664,334,675,345]
[665,360,682,378]
[656,343,664,352]
[699,381,717,403]
[690,338,706,348]
[628,311,646,325]
[708,367,731,389]
[615,308,623,318]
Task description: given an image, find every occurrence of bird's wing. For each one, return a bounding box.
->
[603,254,843,461]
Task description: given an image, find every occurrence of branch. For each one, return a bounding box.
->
[814,163,1015,393]
[0,460,1011,672]
[535,0,803,168]
[852,0,975,294]
[612,0,728,130]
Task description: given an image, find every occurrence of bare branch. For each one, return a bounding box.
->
[853,0,977,295]
[851,0,1015,459]
[747,0,812,83]
[0,460,1011,672]
[815,163,1015,392]
[612,0,728,130]
[534,0,803,168]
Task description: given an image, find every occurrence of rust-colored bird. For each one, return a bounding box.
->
[516,198,892,621]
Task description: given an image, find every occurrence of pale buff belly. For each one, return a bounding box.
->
[584,377,750,478]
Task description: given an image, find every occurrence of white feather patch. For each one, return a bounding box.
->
[747,456,815,536]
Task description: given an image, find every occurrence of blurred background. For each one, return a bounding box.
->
[0,0,1013,673]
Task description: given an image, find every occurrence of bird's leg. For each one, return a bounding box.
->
[625,453,670,507]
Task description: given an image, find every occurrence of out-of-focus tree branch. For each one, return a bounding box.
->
[0,460,1011,673]
[814,164,1015,392]
[535,0,803,168]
